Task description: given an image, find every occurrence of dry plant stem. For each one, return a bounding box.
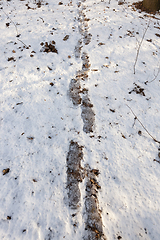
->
[126,104,160,144]
[17,39,28,48]
[145,66,160,84]
[133,20,150,74]
[2,9,29,48]
[2,9,19,36]
[0,67,8,71]
[153,159,160,164]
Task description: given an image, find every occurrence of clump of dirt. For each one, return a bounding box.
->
[84,166,106,240]
[66,141,84,209]
[40,41,58,54]
[2,168,10,175]
[25,0,48,10]
[63,35,69,41]
[8,57,16,62]
[129,83,145,96]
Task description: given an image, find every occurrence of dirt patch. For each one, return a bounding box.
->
[82,52,90,71]
[80,52,95,134]
[75,39,82,59]
[129,83,145,96]
[81,93,95,133]
[84,166,106,240]
[69,4,95,134]
[78,8,92,45]
[40,41,58,54]
[76,70,88,80]
[68,79,82,106]
[25,0,48,10]
[66,141,84,209]
[84,32,92,45]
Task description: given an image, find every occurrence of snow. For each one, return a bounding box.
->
[0,0,160,239]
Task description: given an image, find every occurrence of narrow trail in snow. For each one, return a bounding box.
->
[66,140,84,210]
[67,0,106,239]
[84,166,107,240]
[69,1,95,134]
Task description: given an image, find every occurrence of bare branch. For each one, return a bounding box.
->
[153,159,160,164]
[17,39,29,48]
[1,9,19,36]
[1,8,29,48]
[133,20,150,74]
[126,104,160,144]
[145,66,160,84]
[0,67,8,71]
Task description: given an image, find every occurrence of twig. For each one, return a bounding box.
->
[126,104,160,144]
[17,39,29,48]
[133,20,150,74]
[153,159,160,164]
[1,9,19,36]
[39,17,44,23]
[1,8,29,48]
[0,67,8,71]
[145,66,160,84]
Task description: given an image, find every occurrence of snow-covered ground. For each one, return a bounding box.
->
[0,0,160,239]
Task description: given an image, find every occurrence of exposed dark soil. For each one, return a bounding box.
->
[81,93,95,133]
[84,166,107,240]
[67,1,105,238]
[129,83,145,96]
[40,41,58,54]
[84,32,92,45]
[8,57,16,62]
[75,39,82,59]
[70,49,95,133]
[66,141,84,209]
[68,79,82,105]
[82,52,90,71]
[25,1,48,10]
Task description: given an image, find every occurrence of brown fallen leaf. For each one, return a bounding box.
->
[63,35,69,41]
[2,168,10,175]
[155,33,160,38]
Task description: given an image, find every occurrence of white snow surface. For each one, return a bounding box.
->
[0,0,160,239]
